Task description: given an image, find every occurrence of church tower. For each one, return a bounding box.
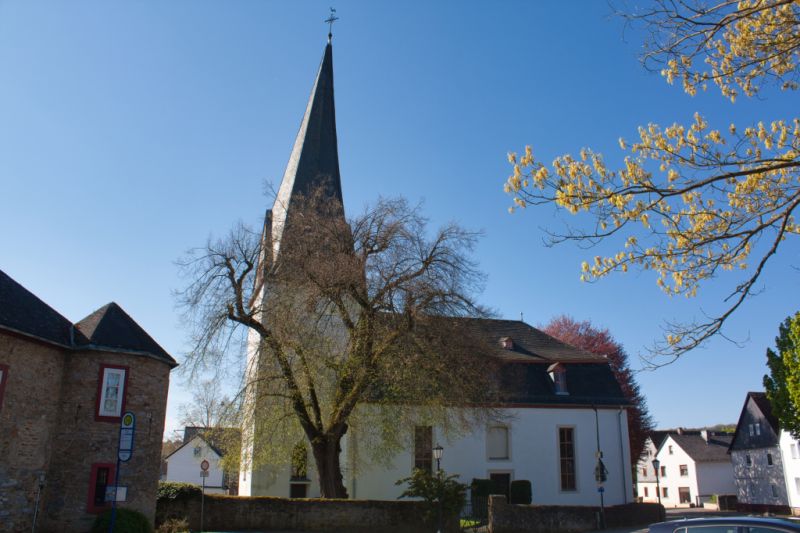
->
[238,38,345,497]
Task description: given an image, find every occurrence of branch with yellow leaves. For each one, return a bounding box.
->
[506,112,800,360]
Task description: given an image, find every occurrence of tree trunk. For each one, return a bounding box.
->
[311,430,349,498]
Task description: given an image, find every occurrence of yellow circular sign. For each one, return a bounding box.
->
[123,413,134,426]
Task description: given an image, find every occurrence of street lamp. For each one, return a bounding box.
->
[652,458,662,506]
[433,444,444,472]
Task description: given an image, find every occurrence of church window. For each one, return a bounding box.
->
[96,365,128,421]
[558,426,576,491]
[414,426,432,473]
[791,443,799,459]
[0,364,8,410]
[487,426,510,460]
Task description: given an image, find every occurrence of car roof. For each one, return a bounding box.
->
[650,516,800,532]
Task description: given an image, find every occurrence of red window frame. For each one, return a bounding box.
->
[0,364,8,410]
[86,462,116,514]
[94,364,129,422]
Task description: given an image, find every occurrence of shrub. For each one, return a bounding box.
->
[156,518,189,533]
[396,468,467,525]
[91,508,153,533]
[509,480,532,504]
[470,478,495,498]
[157,481,202,501]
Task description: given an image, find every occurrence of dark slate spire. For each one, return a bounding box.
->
[271,42,343,258]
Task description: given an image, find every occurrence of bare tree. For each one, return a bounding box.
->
[177,195,499,498]
[178,380,232,430]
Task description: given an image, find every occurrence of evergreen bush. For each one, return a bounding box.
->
[509,480,532,504]
[91,508,153,533]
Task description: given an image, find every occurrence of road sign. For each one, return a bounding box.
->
[200,471,209,478]
[118,412,135,462]
[200,459,210,472]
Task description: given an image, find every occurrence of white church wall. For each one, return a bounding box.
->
[347,406,631,506]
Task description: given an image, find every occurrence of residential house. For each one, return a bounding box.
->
[637,429,735,507]
[236,37,634,507]
[635,431,669,501]
[164,426,239,495]
[729,391,800,514]
[0,269,176,532]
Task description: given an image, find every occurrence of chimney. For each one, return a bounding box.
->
[701,430,709,443]
[677,427,684,435]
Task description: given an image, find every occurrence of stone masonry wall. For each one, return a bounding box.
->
[157,493,460,533]
[0,334,66,533]
[40,349,170,533]
[488,495,665,533]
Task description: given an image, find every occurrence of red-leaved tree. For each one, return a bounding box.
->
[543,315,654,464]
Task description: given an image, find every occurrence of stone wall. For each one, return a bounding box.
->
[488,495,665,533]
[40,349,170,532]
[0,334,67,533]
[0,331,171,533]
[157,493,459,533]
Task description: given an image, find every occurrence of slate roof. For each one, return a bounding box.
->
[271,42,343,259]
[648,431,671,450]
[0,269,85,347]
[668,433,734,462]
[450,318,607,363]
[749,391,780,434]
[446,317,627,406]
[75,303,176,366]
[0,268,175,367]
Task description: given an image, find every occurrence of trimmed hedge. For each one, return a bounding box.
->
[157,481,202,501]
[509,480,532,504]
[91,508,153,533]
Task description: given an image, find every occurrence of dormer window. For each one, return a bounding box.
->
[548,363,568,395]
[499,337,514,350]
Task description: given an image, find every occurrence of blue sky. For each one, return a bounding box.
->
[1,1,797,437]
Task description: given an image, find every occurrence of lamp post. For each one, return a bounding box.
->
[432,444,444,533]
[433,444,444,472]
[652,458,662,506]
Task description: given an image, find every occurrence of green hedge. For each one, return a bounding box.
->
[157,481,202,501]
[91,508,153,533]
[509,480,532,504]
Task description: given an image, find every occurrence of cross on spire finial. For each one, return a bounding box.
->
[325,7,339,43]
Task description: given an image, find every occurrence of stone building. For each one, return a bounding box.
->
[0,269,177,532]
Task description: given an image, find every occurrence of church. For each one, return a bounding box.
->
[237,35,634,507]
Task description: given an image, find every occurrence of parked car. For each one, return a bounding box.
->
[649,517,800,533]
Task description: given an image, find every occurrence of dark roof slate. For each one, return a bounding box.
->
[166,426,241,460]
[0,268,175,367]
[75,303,176,366]
[669,433,733,462]
[271,42,343,258]
[0,269,85,347]
[451,318,607,363]
[750,392,780,435]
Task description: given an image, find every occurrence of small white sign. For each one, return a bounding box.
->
[105,486,127,502]
[200,471,210,478]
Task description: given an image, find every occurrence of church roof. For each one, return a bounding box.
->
[451,317,607,363]
[271,42,343,259]
[0,268,83,347]
[75,302,177,366]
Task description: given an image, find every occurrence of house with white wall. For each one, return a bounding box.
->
[637,430,734,507]
[730,391,800,514]
[164,427,238,495]
[635,432,669,501]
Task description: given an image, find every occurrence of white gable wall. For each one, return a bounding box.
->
[165,436,227,494]
[653,436,699,507]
